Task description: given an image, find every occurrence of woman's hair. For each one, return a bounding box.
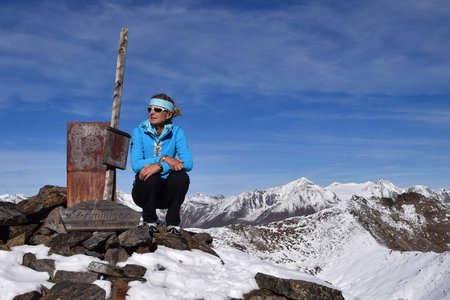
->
[151,93,182,118]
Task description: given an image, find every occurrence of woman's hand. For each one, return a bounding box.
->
[139,163,162,181]
[163,156,184,171]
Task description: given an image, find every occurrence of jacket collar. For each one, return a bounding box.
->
[140,120,174,139]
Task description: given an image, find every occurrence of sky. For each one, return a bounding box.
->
[1,0,450,196]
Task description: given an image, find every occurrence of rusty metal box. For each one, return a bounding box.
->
[67,122,109,207]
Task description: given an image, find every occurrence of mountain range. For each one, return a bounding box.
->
[179,177,450,228]
[171,178,449,299]
[180,178,449,299]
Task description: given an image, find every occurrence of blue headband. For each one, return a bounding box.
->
[148,98,174,112]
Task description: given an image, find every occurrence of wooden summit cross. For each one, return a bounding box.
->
[63,28,140,231]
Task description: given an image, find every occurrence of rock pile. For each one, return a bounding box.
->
[0,185,344,300]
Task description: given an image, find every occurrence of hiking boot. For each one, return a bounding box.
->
[144,222,158,234]
[167,225,180,235]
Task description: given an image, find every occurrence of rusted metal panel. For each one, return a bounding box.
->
[67,122,112,207]
[61,201,140,232]
[67,122,109,171]
[67,171,107,207]
[103,126,131,170]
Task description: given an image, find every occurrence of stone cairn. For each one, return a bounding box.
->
[0,185,344,300]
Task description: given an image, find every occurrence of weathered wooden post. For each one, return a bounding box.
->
[103,28,128,202]
[63,28,139,232]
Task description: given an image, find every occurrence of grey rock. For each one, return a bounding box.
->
[87,261,122,277]
[12,290,42,300]
[106,234,120,249]
[104,247,129,265]
[118,264,147,279]
[153,230,221,259]
[9,224,39,239]
[47,231,92,248]
[52,270,98,283]
[42,206,67,234]
[41,282,105,300]
[85,249,104,258]
[70,245,86,255]
[254,273,344,300]
[0,202,29,226]
[48,244,71,256]
[30,259,55,277]
[29,234,53,246]
[153,232,190,251]
[7,232,33,247]
[16,185,66,220]
[192,232,213,244]
[83,231,116,251]
[118,226,152,249]
[22,252,37,267]
[244,288,288,299]
[22,254,55,277]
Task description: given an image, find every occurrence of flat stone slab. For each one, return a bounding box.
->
[60,201,140,232]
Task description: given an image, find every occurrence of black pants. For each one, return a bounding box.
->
[132,170,190,226]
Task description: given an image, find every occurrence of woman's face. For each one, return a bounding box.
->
[148,106,173,127]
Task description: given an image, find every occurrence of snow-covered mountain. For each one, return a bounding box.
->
[0,194,27,204]
[181,177,339,228]
[179,178,450,299]
[407,185,450,203]
[206,192,450,300]
[325,179,450,204]
[180,178,449,229]
[325,179,403,201]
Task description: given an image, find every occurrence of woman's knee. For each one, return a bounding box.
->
[168,170,190,187]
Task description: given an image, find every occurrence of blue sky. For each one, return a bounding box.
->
[1,0,450,196]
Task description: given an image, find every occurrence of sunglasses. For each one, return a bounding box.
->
[147,107,167,113]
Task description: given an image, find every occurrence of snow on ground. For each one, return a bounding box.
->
[318,234,450,300]
[2,180,449,300]
[0,244,346,300]
[206,199,450,300]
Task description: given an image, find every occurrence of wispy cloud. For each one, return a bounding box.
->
[2,1,450,112]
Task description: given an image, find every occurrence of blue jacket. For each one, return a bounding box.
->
[130,120,193,179]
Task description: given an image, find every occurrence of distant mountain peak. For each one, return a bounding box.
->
[291,177,315,186]
[182,176,338,228]
[0,193,27,204]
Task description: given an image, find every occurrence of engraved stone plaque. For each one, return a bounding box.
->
[61,201,140,232]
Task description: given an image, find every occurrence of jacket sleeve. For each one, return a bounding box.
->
[130,127,160,173]
[175,127,193,172]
